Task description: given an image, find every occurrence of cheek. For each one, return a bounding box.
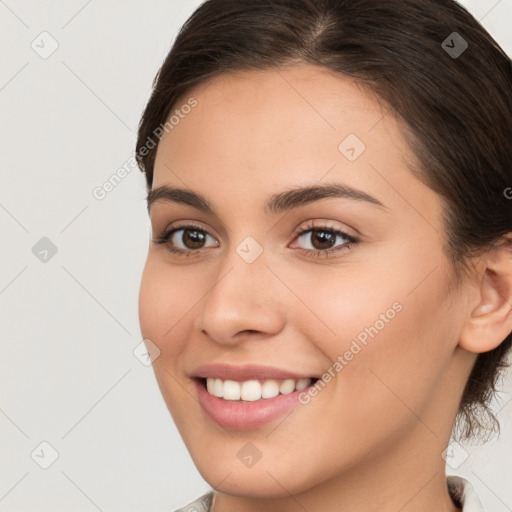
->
[309,234,454,363]
[288,245,456,423]
[138,256,201,355]
[138,258,166,343]
[138,257,202,421]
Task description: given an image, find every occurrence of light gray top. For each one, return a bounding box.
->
[174,475,485,511]
[174,489,214,512]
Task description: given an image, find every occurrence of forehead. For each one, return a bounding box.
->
[155,64,393,163]
[151,63,438,223]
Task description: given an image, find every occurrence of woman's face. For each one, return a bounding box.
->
[139,64,473,498]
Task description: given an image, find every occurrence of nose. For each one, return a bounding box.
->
[194,243,286,346]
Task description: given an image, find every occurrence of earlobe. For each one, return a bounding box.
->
[458,239,512,354]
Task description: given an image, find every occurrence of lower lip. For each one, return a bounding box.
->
[194,379,314,430]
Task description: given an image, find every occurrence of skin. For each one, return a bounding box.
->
[138,63,512,512]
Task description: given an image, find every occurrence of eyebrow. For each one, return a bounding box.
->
[146,182,388,215]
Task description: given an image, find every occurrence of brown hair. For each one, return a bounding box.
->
[135,0,512,440]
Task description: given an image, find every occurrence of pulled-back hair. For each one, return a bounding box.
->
[135,0,512,440]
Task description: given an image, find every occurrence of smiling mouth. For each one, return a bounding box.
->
[199,376,320,402]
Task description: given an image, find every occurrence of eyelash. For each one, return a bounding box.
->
[153,221,359,258]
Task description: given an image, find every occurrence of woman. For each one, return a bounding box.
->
[135,0,512,510]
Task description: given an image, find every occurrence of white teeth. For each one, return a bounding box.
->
[206,378,224,397]
[295,378,310,390]
[261,379,280,399]
[206,378,215,395]
[240,380,261,401]
[279,379,296,394]
[223,380,241,400]
[213,378,223,397]
[205,377,313,401]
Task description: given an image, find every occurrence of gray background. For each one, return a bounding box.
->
[1,1,511,510]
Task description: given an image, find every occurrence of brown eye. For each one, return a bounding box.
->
[153,224,219,256]
[306,229,338,250]
[174,229,207,249]
[293,225,358,255]
[168,227,218,250]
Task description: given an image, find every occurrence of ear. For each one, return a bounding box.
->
[459,237,512,354]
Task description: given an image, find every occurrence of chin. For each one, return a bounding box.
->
[184,434,338,499]
[196,462,314,499]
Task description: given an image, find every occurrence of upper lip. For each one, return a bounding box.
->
[192,363,319,381]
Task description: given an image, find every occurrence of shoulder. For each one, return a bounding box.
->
[447,475,485,512]
[173,491,215,512]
